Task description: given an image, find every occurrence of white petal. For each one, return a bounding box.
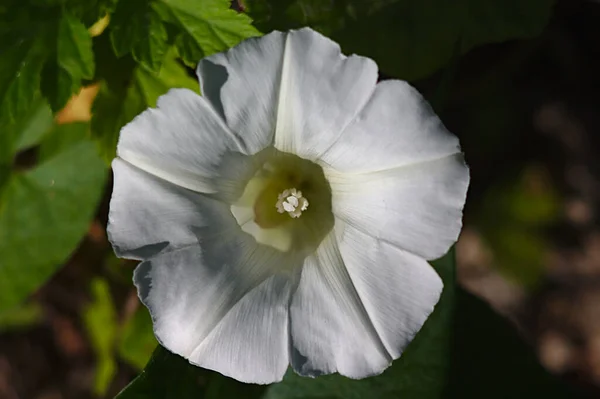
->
[189,274,292,384]
[108,159,207,260]
[289,233,392,378]
[117,88,245,193]
[134,208,299,383]
[320,80,461,173]
[326,154,469,260]
[197,31,287,154]
[197,28,378,160]
[273,29,378,159]
[336,221,443,360]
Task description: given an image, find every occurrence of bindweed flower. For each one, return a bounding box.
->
[108,28,469,384]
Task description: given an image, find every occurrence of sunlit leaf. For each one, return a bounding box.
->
[154,0,260,66]
[84,277,118,396]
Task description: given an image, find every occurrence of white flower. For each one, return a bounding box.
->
[108,28,469,384]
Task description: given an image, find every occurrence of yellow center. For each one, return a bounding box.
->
[230,149,333,254]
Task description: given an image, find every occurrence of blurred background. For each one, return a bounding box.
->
[1,0,600,397]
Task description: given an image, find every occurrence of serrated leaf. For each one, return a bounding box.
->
[1,4,95,116]
[42,11,95,111]
[58,12,95,79]
[110,0,168,73]
[155,0,260,65]
[246,0,555,80]
[0,122,106,312]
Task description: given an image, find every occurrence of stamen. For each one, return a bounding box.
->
[276,188,309,218]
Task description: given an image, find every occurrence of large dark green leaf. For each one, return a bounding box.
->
[446,289,578,398]
[116,346,266,399]
[0,122,106,312]
[245,0,555,81]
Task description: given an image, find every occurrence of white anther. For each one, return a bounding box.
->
[276,188,309,218]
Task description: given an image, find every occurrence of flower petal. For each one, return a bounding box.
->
[273,29,378,159]
[289,233,392,378]
[188,274,292,384]
[336,221,443,360]
[321,80,461,173]
[289,226,442,379]
[197,28,378,160]
[197,31,287,154]
[108,159,207,260]
[117,88,245,193]
[134,205,298,383]
[326,154,469,260]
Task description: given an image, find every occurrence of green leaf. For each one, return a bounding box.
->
[264,251,455,399]
[41,11,95,112]
[154,0,260,65]
[0,122,107,312]
[91,79,146,163]
[13,100,54,152]
[0,98,53,165]
[110,0,169,73]
[246,0,555,80]
[446,289,577,398]
[118,305,158,370]
[0,302,43,332]
[0,33,46,122]
[84,277,119,396]
[1,5,95,119]
[116,346,267,399]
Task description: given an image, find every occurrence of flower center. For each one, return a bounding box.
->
[276,188,309,218]
[229,149,334,254]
